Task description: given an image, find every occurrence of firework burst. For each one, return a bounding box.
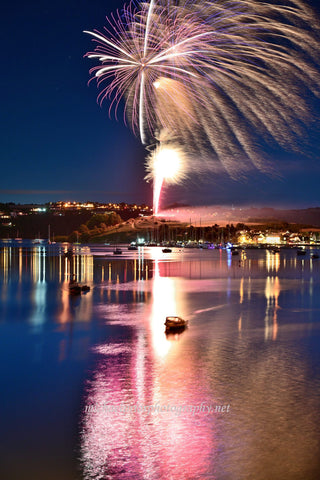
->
[85,0,319,211]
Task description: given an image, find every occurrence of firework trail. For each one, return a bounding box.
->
[85,0,320,212]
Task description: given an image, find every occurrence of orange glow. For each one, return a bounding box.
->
[264,276,280,341]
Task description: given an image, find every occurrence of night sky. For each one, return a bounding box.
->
[1,0,320,207]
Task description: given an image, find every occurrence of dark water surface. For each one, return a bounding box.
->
[0,242,319,479]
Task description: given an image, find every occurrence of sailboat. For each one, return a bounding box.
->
[15,229,22,241]
[74,231,81,245]
[47,225,56,244]
[33,232,42,244]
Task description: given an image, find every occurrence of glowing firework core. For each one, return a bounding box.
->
[152,147,182,215]
[154,148,181,182]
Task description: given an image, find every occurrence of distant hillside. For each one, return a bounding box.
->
[159,205,320,228]
[242,207,320,227]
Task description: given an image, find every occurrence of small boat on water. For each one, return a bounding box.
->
[297,248,306,256]
[69,283,90,295]
[69,283,82,295]
[162,248,172,253]
[312,253,319,259]
[128,245,138,251]
[164,316,188,332]
[64,249,73,260]
[231,250,239,256]
[113,248,122,255]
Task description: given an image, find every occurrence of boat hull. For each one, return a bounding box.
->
[164,316,188,331]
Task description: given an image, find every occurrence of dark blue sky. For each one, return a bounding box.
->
[1,0,320,207]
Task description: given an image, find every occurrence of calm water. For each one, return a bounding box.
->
[0,242,319,480]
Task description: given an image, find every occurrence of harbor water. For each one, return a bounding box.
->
[0,242,319,479]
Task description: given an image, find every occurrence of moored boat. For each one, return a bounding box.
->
[69,283,82,295]
[64,248,73,260]
[69,283,90,295]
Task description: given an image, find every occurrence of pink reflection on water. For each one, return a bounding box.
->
[150,260,174,358]
[81,260,216,479]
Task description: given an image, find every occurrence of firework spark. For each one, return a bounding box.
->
[85,0,319,211]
